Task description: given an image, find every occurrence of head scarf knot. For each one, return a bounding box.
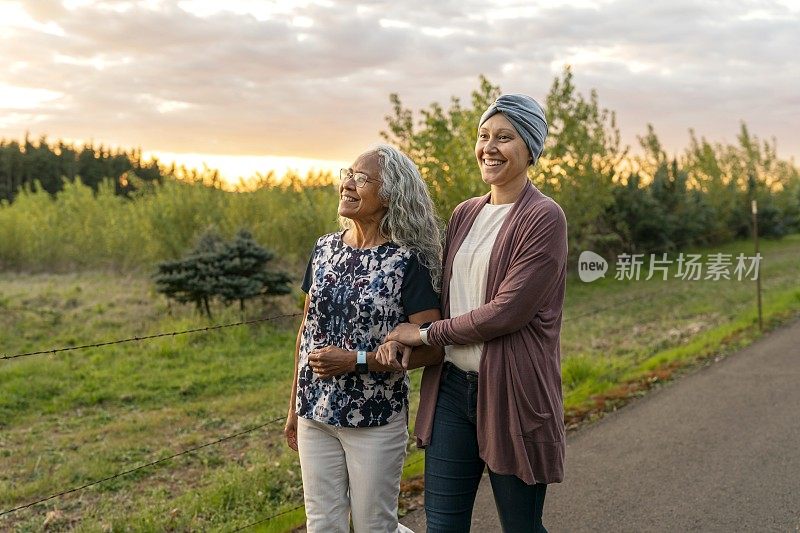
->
[479,94,548,165]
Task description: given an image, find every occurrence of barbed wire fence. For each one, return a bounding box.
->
[230,503,307,532]
[1,311,307,529]
[1,288,675,529]
[0,312,303,361]
[0,417,286,517]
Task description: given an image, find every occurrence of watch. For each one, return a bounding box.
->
[355,350,369,374]
[419,322,433,346]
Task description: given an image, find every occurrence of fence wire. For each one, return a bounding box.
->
[3,287,669,362]
[0,416,286,517]
[230,502,307,532]
[1,312,302,361]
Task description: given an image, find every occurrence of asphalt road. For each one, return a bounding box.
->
[401,318,800,532]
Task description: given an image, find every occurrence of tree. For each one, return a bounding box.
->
[382,75,501,219]
[532,66,628,259]
[154,229,225,318]
[216,229,291,314]
[0,135,164,203]
[153,228,291,318]
[605,172,670,253]
[683,123,800,240]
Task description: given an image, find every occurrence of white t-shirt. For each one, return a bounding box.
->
[445,202,513,372]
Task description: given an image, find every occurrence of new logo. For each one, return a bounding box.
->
[579,251,608,282]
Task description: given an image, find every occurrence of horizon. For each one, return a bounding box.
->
[1,124,795,190]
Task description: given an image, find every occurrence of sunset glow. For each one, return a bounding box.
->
[145,151,347,187]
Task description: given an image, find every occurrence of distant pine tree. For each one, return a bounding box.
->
[0,135,164,203]
[216,229,291,315]
[153,228,290,318]
[154,229,225,318]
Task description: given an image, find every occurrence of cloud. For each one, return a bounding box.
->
[1,0,798,163]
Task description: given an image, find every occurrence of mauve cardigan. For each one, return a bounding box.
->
[416,181,568,485]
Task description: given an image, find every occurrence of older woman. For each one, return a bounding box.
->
[283,144,443,533]
[387,94,568,532]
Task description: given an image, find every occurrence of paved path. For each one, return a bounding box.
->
[401,318,800,532]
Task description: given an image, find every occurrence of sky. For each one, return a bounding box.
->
[1,0,799,185]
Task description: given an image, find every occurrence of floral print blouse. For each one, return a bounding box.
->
[297,231,439,428]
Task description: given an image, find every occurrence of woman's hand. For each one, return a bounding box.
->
[284,410,298,451]
[308,346,355,378]
[376,340,412,371]
[386,323,424,347]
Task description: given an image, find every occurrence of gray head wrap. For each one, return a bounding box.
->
[478,94,548,165]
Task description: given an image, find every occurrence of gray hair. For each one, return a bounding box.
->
[340,144,443,292]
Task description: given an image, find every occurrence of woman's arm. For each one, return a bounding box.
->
[309,310,443,376]
[405,308,445,368]
[284,295,311,451]
[307,345,401,377]
[376,308,443,370]
[389,203,567,347]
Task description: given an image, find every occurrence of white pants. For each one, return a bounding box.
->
[297,412,413,533]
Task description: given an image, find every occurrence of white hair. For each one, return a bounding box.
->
[340,144,443,292]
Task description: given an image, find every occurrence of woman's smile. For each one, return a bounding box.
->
[482,158,507,168]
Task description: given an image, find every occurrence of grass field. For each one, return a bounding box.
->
[1,235,799,531]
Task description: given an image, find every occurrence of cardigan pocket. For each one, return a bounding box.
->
[512,387,552,438]
[505,333,560,442]
[508,345,552,437]
[521,418,560,443]
[518,410,552,439]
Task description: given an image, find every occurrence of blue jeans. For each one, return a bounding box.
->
[425,362,548,533]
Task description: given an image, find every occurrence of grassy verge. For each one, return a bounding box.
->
[1,235,798,531]
[560,234,800,423]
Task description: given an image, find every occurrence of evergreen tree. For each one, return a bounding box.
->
[0,135,164,203]
[153,228,291,318]
[216,229,291,314]
[153,229,224,318]
[606,172,670,253]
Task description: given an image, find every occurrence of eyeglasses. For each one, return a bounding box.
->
[339,168,377,188]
